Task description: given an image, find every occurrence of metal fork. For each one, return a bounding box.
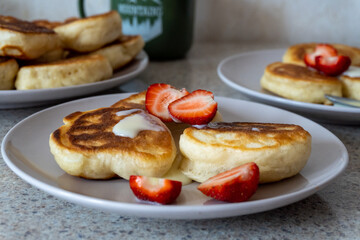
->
[325,95,360,108]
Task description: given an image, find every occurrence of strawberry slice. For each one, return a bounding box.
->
[304,44,338,68]
[315,55,351,76]
[145,83,189,122]
[197,162,259,203]
[129,175,182,204]
[168,89,217,125]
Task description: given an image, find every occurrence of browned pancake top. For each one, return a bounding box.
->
[267,62,340,83]
[55,11,118,28]
[53,107,172,153]
[201,122,307,135]
[0,16,55,34]
[185,122,311,149]
[33,17,79,29]
[290,43,316,61]
[111,91,146,110]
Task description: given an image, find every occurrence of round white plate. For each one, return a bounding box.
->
[1,93,348,219]
[217,49,360,125]
[0,51,148,109]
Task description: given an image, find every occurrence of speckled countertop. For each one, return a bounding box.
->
[1,43,359,239]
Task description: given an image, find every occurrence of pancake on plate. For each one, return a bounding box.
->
[283,43,360,67]
[260,62,342,104]
[179,122,312,184]
[49,107,177,180]
[54,11,122,52]
[15,54,112,90]
[0,15,60,59]
[91,35,144,70]
[0,58,19,90]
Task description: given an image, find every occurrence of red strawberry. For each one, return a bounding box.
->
[304,44,338,68]
[197,162,259,203]
[315,55,351,76]
[145,83,189,122]
[168,89,217,125]
[129,175,182,204]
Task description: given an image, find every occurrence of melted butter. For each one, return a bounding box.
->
[113,110,164,138]
[342,66,360,78]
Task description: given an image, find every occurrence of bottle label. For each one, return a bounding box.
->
[117,0,163,42]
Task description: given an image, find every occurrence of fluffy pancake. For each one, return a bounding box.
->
[340,66,360,100]
[179,122,312,183]
[49,107,176,179]
[0,15,61,59]
[91,35,144,70]
[261,62,342,104]
[110,91,222,185]
[0,58,19,90]
[283,43,360,67]
[15,54,112,90]
[54,11,122,52]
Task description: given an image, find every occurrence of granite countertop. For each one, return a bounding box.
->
[0,43,359,239]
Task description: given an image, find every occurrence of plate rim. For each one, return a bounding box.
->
[1,93,349,219]
[217,48,360,115]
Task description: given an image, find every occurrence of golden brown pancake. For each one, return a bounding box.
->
[0,16,54,34]
[91,35,144,70]
[54,11,122,52]
[49,107,176,180]
[179,122,312,183]
[15,54,112,89]
[283,43,360,67]
[0,15,61,59]
[261,62,342,104]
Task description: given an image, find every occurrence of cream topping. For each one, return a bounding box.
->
[113,109,164,138]
[342,66,360,78]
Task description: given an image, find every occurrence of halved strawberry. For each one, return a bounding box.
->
[197,162,259,203]
[129,175,182,204]
[304,44,338,68]
[168,89,217,125]
[145,83,189,122]
[315,55,351,76]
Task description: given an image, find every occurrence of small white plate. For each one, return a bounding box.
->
[217,49,360,125]
[1,93,348,219]
[0,51,148,109]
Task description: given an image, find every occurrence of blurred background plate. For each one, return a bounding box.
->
[0,51,148,109]
[217,49,360,125]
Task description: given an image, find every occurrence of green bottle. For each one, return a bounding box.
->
[79,0,195,60]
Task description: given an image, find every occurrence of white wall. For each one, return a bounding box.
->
[1,0,359,47]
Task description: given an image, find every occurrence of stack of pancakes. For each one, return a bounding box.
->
[0,11,144,90]
[50,91,312,185]
[261,43,360,103]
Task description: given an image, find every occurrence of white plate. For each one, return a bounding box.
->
[217,49,360,125]
[1,93,348,219]
[0,51,148,109]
